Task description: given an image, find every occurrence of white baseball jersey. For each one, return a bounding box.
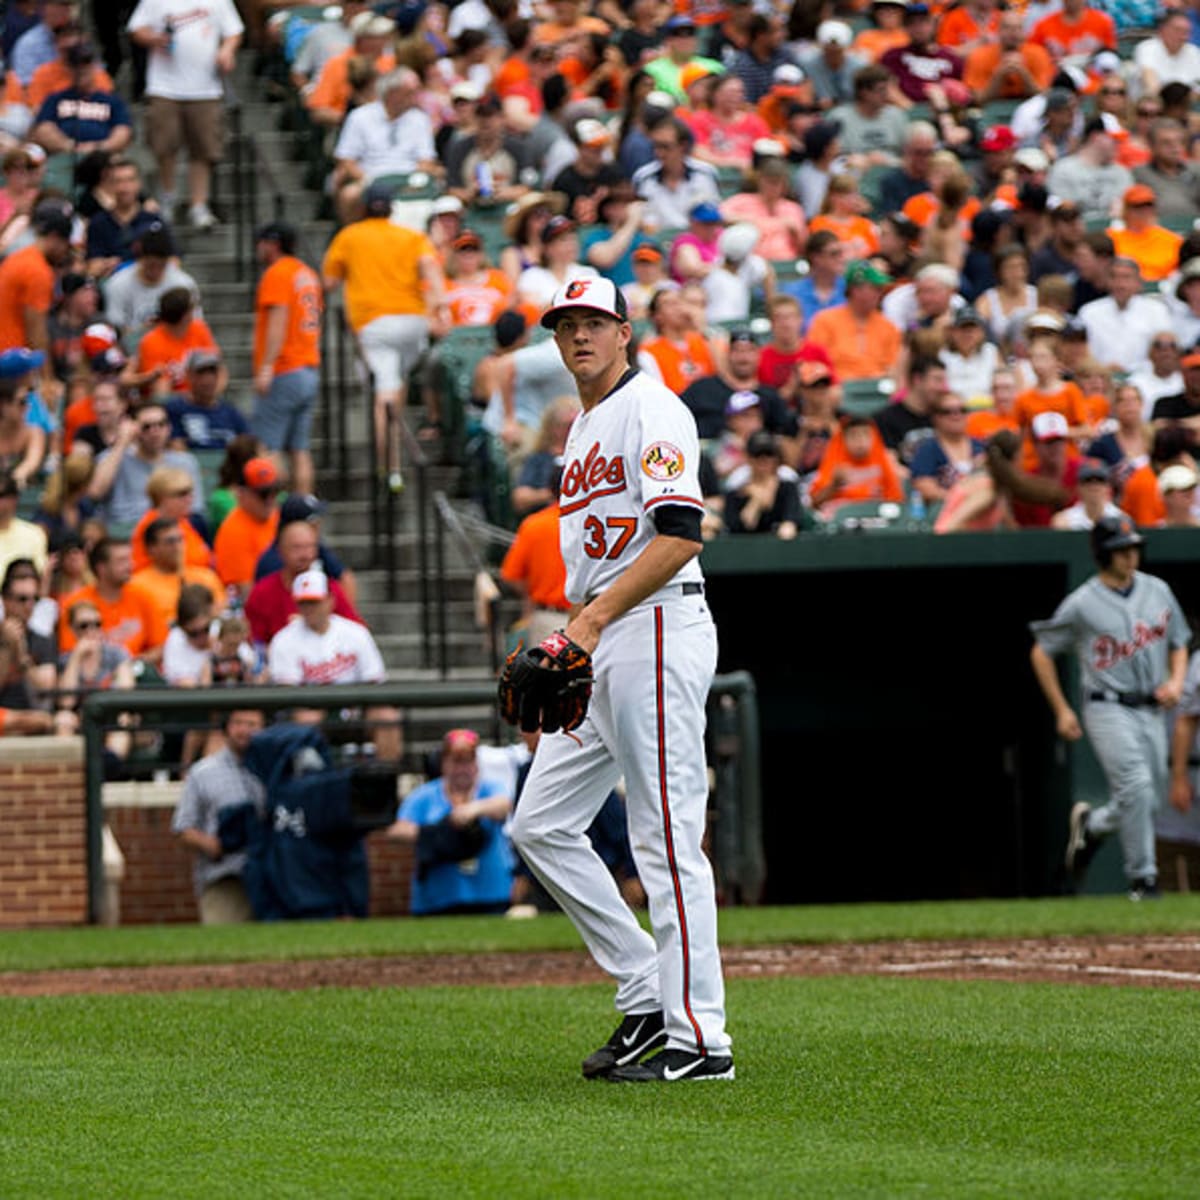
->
[267,614,386,686]
[559,369,705,605]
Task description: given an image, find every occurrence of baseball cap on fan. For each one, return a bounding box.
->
[292,568,329,602]
[541,276,629,329]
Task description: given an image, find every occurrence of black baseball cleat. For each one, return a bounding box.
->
[1065,802,1104,886]
[581,1010,667,1079]
[607,1047,735,1083]
[1128,877,1162,901]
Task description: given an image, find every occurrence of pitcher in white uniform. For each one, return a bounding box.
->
[509,277,733,1083]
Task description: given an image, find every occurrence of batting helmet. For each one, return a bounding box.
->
[1090,514,1145,567]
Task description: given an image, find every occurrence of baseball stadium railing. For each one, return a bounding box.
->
[81,672,763,923]
[226,88,288,287]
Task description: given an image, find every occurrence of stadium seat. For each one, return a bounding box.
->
[859,164,892,220]
[979,99,1021,126]
[825,500,905,532]
[840,377,895,416]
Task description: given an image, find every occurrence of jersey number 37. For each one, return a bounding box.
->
[583,516,637,560]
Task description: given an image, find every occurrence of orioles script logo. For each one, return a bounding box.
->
[561,442,626,499]
[1092,609,1170,671]
[565,279,591,299]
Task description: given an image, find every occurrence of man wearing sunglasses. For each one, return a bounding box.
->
[88,399,204,529]
[0,558,57,705]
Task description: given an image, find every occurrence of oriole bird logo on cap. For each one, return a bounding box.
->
[565,279,591,300]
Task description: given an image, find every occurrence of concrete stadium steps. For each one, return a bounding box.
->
[168,55,500,681]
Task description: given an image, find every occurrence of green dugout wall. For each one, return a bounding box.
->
[702,529,1200,903]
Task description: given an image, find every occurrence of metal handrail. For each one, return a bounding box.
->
[226,89,287,287]
[81,672,763,921]
[432,490,503,678]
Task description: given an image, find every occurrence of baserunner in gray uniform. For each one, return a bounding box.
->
[1030,515,1190,900]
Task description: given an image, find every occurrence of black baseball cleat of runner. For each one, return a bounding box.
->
[581,1010,667,1079]
[607,1047,735,1083]
[1128,877,1162,901]
[1065,802,1104,886]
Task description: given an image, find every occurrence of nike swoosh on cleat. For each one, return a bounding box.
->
[662,1060,706,1081]
[620,1018,647,1048]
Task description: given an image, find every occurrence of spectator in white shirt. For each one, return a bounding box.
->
[331,67,438,222]
[1127,332,1184,420]
[1079,257,1173,373]
[631,116,721,230]
[127,0,245,229]
[267,567,400,760]
[1135,11,1200,98]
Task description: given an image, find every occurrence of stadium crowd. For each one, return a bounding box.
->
[5,0,1200,908]
[260,0,1200,544]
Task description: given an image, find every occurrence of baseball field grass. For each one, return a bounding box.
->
[3,898,1200,1199]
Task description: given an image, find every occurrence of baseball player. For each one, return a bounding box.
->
[1030,515,1190,900]
[505,276,733,1083]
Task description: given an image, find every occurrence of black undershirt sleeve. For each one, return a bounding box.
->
[651,504,703,543]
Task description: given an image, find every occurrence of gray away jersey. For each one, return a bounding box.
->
[1030,572,1191,695]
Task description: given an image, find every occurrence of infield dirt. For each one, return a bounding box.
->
[2,935,1198,996]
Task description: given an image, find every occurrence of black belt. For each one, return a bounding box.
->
[583,581,704,605]
[1088,690,1159,708]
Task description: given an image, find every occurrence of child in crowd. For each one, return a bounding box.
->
[211,615,261,685]
[808,416,905,514]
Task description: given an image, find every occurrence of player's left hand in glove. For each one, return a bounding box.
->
[498,632,593,734]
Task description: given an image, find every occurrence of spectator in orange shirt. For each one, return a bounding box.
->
[532,0,611,48]
[808,415,904,513]
[252,221,322,496]
[131,515,224,632]
[1120,426,1195,528]
[321,180,449,490]
[963,10,1055,103]
[0,204,71,399]
[500,477,571,647]
[27,25,117,111]
[213,456,281,597]
[1028,0,1116,64]
[851,0,909,65]
[805,259,902,382]
[640,286,716,395]
[1107,185,1183,284]
[966,366,1021,441]
[136,287,221,396]
[130,466,212,573]
[59,537,168,660]
[808,173,879,260]
[1014,339,1090,444]
[445,231,516,327]
[936,0,998,54]
[306,12,396,127]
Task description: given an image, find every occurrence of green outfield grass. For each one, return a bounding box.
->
[2,896,1199,972]
[2,975,1198,1199]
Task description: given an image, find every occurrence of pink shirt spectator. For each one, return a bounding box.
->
[669,231,721,282]
[720,192,807,261]
[686,109,771,169]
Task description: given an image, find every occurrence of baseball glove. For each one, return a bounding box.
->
[498,632,594,734]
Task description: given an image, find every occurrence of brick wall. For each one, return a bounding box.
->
[0,737,88,927]
[105,783,415,923]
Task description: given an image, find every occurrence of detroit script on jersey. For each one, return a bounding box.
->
[1092,609,1171,672]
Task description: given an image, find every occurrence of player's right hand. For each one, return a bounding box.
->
[1170,776,1193,814]
[1056,708,1083,741]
